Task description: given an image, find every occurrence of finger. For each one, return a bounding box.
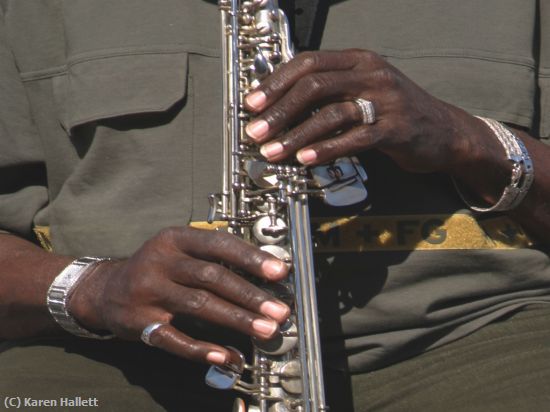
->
[144,323,231,366]
[296,124,384,166]
[164,227,288,281]
[244,50,362,112]
[170,259,290,322]
[245,71,364,143]
[259,101,361,162]
[163,286,280,340]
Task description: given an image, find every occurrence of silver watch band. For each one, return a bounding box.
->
[47,257,115,340]
[453,116,534,213]
[474,117,534,211]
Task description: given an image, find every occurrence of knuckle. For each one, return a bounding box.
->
[127,270,156,296]
[265,104,290,125]
[182,290,210,313]
[229,308,247,325]
[345,48,382,65]
[156,226,180,241]
[139,234,166,255]
[323,137,342,153]
[264,73,288,96]
[322,104,348,125]
[282,127,308,150]
[184,229,232,254]
[194,263,223,285]
[297,51,320,71]
[209,230,240,250]
[152,226,188,250]
[348,128,368,149]
[238,286,260,307]
[385,89,404,108]
[360,49,382,63]
[372,68,399,88]
[315,137,346,159]
[137,272,156,290]
[301,73,329,97]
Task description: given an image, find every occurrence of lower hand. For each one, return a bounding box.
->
[67,227,290,366]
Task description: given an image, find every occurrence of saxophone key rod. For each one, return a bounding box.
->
[208,1,371,410]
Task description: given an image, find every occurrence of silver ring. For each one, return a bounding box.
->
[353,98,376,125]
[140,322,166,346]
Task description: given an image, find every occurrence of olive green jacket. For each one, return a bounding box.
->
[1,0,550,371]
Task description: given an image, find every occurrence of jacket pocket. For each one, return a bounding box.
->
[49,49,195,257]
[53,49,188,131]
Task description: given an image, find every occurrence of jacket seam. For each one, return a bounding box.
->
[66,104,180,130]
[378,47,535,69]
[461,105,533,125]
[20,44,219,82]
[65,44,218,65]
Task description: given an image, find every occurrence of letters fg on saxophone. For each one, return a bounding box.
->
[205,1,368,411]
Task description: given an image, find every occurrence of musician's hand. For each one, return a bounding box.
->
[67,227,290,365]
[244,49,490,174]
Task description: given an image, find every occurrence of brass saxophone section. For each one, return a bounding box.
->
[206,1,368,411]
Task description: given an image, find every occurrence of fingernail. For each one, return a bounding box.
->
[262,259,286,279]
[206,351,227,365]
[252,319,278,337]
[245,91,267,110]
[260,301,290,321]
[246,120,269,141]
[260,142,283,159]
[297,149,317,165]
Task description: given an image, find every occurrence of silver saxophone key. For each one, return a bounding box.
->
[207,1,367,411]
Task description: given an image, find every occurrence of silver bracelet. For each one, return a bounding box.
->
[47,257,115,340]
[453,116,534,212]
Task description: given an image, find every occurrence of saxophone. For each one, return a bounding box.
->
[206,1,368,411]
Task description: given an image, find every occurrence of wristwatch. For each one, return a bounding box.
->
[46,256,115,340]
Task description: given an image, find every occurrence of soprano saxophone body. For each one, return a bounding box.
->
[206,1,368,411]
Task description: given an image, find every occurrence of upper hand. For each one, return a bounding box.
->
[67,226,290,366]
[244,49,475,174]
